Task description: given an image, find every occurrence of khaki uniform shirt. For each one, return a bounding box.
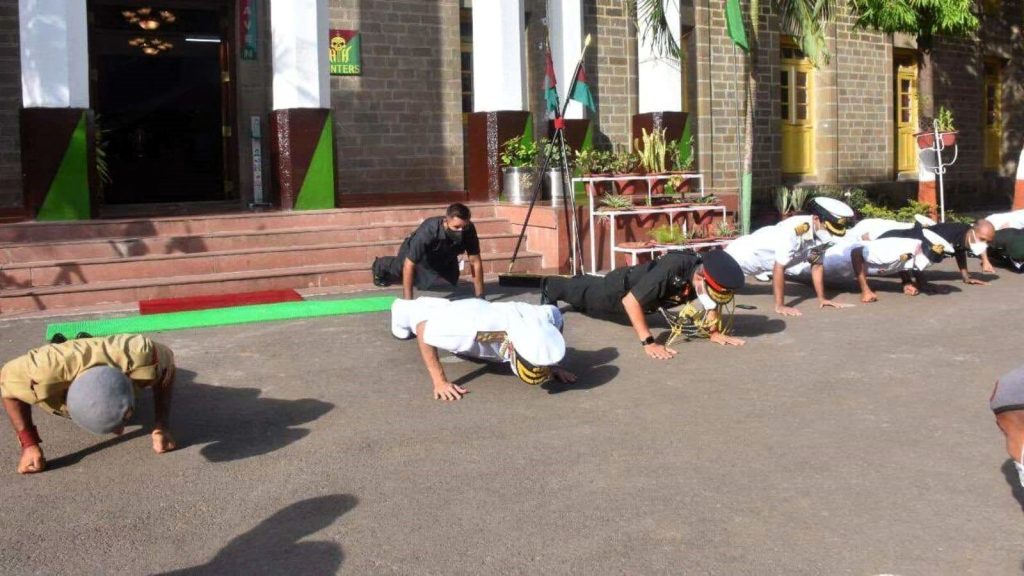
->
[0,334,174,417]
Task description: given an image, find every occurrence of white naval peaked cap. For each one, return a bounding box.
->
[506,307,566,366]
[914,213,938,227]
[922,228,954,254]
[811,196,854,218]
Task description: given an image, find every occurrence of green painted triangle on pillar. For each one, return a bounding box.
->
[574,122,595,199]
[37,113,90,221]
[295,117,336,210]
[521,114,534,142]
[678,115,693,170]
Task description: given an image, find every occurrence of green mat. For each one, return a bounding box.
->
[45,296,397,341]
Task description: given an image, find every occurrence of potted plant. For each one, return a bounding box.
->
[609,147,641,195]
[666,135,695,194]
[775,186,808,219]
[915,105,957,149]
[598,192,634,213]
[541,138,571,207]
[635,127,668,195]
[500,135,538,205]
[648,222,690,245]
[713,218,738,240]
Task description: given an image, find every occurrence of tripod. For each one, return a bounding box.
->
[500,35,591,286]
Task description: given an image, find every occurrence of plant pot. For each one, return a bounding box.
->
[502,167,536,205]
[613,173,642,195]
[542,169,564,207]
[915,131,957,150]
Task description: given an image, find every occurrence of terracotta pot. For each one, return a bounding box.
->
[915,131,957,150]
[613,173,642,195]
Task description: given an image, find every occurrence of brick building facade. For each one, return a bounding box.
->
[1,0,1021,218]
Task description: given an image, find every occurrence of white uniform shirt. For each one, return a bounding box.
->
[845,218,915,242]
[786,237,927,282]
[986,209,1024,230]
[391,298,562,363]
[724,215,817,276]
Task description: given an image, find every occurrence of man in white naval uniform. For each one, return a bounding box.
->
[985,209,1024,231]
[391,297,575,401]
[724,196,855,316]
[844,214,937,243]
[784,230,954,302]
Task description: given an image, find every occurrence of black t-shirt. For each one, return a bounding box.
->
[604,251,701,312]
[404,216,481,263]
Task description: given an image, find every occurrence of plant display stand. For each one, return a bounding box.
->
[577,172,729,274]
[918,119,959,222]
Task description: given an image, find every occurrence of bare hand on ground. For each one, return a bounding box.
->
[775,305,802,317]
[152,429,177,454]
[552,367,577,383]
[964,278,989,286]
[710,333,745,346]
[433,381,467,401]
[861,290,879,302]
[17,445,46,474]
[902,283,919,296]
[644,343,677,360]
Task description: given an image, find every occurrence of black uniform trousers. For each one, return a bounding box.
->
[373,242,461,289]
[543,275,627,316]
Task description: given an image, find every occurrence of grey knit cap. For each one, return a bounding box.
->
[67,366,135,434]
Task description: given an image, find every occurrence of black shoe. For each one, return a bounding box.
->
[75,332,92,339]
[372,257,390,287]
[50,333,67,344]
[539,277,555,306]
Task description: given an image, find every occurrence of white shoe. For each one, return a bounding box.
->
[754,272,772,282]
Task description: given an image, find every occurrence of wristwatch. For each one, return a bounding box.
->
[641,335,656,347]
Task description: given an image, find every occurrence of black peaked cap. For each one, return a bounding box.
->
[702,249,745,291]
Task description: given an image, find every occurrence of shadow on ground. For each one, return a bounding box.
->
[543,346,619,394]
[1000,459,1024,515]
[154,494,357,575]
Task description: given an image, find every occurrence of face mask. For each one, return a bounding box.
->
[445,228,464,243]
[968,236,988,256]
[693,276,718,311]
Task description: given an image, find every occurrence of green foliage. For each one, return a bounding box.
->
[944,210,975,224]
[715,219,738,237]
[599,193,635,210]
[695,193,720,205]
[540,138,568,167]
[649,222,690,244]
[574,149,614,175]
[628,0,680,58]
[500,136,538,168]
[806,184,869,210]
[94,113,112,193]
[847,0,980,50]
[775,186,811,214]
[935,105,956,132]
[634,127,668,173]
[608,148,640,174]
[667,135,696,171]
[859,199,934,222]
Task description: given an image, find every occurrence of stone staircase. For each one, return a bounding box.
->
[0,203,542,315]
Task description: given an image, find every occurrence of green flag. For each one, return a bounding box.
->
[544,48,559,113]
[726,0,749,52]
[570,66,596,112]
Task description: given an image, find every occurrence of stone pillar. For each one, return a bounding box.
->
[547,0,584,119]
[19,0,94,220]
[1014,146,1024,210]
[467,112,532,202]
[270,0,336,210]
[637,0,681,114]
[472,0,526,112]
[466,1,528,202]
[917,146,940,220]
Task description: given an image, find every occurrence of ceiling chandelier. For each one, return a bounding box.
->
[122,7,176,30]
[129,36,174,56]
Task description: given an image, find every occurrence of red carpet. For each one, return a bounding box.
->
[139,289,304,315]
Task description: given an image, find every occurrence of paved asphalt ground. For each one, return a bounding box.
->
[1,259,1023,575]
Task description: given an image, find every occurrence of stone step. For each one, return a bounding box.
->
[0,203,497,244]
[0,233,523,289]
[0,251,542,314]
[0,217,514,265]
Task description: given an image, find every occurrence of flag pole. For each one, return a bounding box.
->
[502,34,592,282]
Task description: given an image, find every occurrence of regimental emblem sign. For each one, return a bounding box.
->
[240,0,258,60]
[329,30,361,76]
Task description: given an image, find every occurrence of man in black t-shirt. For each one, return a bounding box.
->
[879,219,995,289]
[372,203,485,300]
[540,250,745,360]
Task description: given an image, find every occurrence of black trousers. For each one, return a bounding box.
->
[373,245,460,290]
[544,275,625,316]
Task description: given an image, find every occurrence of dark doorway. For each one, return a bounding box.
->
[89,1,236,205]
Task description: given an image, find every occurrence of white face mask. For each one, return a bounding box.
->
[967,230,988,256]
[693,276,718,311]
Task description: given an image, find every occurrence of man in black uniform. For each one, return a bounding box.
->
[988,228,1024,273]
[878,219,995,289]
[540,249,745,360]
[372,203,485,300]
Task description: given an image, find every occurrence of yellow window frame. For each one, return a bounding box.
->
[780,39,815,175]
[895,59,919,173]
